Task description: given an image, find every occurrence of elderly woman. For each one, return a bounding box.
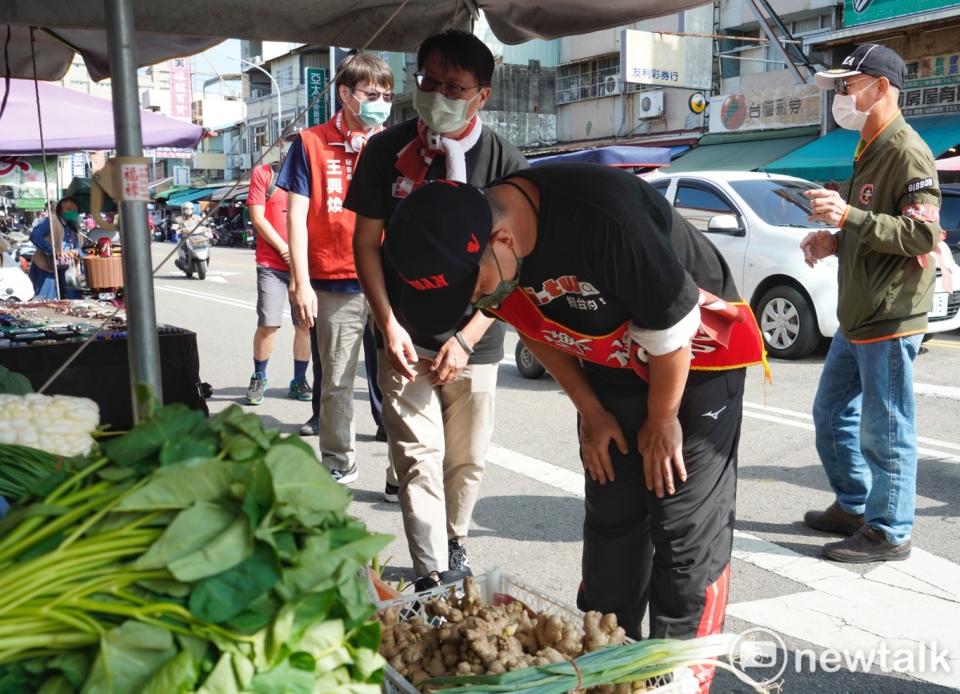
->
[28,197,83,300]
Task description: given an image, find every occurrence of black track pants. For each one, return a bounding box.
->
[578,368,745,690]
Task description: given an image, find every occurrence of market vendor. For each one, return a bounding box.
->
[381,165,767,694]
[28,197,82,300]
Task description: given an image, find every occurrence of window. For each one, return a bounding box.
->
[762,15,831,72]
[650,180,670,196]
[275,65,295,90]
[556,55,620,104]
[729,179,822,229]
[674,183,737,231]
[253,124,268,150]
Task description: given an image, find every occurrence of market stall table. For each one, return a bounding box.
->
[0,301,207,428]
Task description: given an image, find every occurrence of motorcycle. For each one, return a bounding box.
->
[0,246,34,302]
[173,224,212,279]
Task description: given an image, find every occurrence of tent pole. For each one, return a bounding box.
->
[105,0,164,420]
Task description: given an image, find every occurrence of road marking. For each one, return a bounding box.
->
[914,382,960,400]
[485,443,960,688]
[156,284,292,319]
[927,339,960,351]
[208,276,229,284]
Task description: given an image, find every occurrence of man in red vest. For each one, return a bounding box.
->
[382,166,767,694]
[277,53,394,481]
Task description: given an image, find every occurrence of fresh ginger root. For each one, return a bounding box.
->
[377,581,634,689]
[583,611,627,652]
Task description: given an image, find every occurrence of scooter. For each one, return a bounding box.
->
[0,249,34,302]
[173,225,212,279]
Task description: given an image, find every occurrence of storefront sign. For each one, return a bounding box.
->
[169,58,193,121]
[899,51,960,117]
[843,0,960,27]
[708,85,821,133]
[620,30,711,90]
[144,147,194,159]
[0,157,58,208]
[173,166,191,187]
[304,67,328,128]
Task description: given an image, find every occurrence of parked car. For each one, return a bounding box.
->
[513,172,960,376]
[941,183,960,254]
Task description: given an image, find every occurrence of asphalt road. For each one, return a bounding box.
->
[152,243,960,693]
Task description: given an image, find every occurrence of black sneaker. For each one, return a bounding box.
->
[413,572,442,593]
[246,372,266,405]
[447,539,472,576]
[329,465,358,485]
[375,425,388,442]
[413,569,468,593]
[384,482,399,503]
[299,416,320,436]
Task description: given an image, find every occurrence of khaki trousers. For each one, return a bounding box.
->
[315,290,368,471]
[378,350,498,577]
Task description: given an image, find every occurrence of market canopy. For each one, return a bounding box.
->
[762,114,960,181]
[0,0,706,80]
[0,79,205,155]
[666,127,819,174]
[530,146,674,168]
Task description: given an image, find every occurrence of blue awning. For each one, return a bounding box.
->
[761,114,960,182]
[530,145,673,168]
[163,188,214,206]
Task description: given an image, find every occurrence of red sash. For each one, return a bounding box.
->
[489,289,769,382]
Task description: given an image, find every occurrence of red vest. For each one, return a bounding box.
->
[300,115,360,280]
[490,288,769,381]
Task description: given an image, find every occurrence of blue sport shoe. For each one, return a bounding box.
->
[288,378,312,401]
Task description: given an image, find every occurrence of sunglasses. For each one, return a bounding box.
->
[834,76,877,96]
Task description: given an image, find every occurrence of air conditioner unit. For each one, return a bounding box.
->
[602,75,622,96]
[638,90,664,119]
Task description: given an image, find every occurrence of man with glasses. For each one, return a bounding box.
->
[345,30,527,592]
[380,168,766,693]
[277,53,395,484]
[801,44,942,562]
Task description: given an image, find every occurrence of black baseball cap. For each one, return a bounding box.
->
[383,180,493,335]
[814,43,907,90]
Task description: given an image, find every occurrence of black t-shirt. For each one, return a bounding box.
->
[504,164,739,383]
[343,117,528,363]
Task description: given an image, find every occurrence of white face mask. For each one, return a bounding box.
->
[831,79,878,131]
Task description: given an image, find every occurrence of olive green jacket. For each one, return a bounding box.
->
[837,114,942,341]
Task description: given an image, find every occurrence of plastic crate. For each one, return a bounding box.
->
[376,570,696,694]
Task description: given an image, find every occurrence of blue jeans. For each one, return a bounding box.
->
[812,332,922,545]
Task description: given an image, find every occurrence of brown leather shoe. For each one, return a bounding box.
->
[803,501,864,536]
[822,526,911,563]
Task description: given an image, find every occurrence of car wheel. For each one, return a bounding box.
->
[515,342,546,379]
[756,285,820,359]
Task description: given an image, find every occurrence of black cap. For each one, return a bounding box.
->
[383,180,492,335]
[814,43,907,91]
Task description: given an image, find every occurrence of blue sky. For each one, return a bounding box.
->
[190,39,241,95]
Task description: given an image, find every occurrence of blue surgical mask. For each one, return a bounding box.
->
[62,210,80,223]
[357,98,392,128]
